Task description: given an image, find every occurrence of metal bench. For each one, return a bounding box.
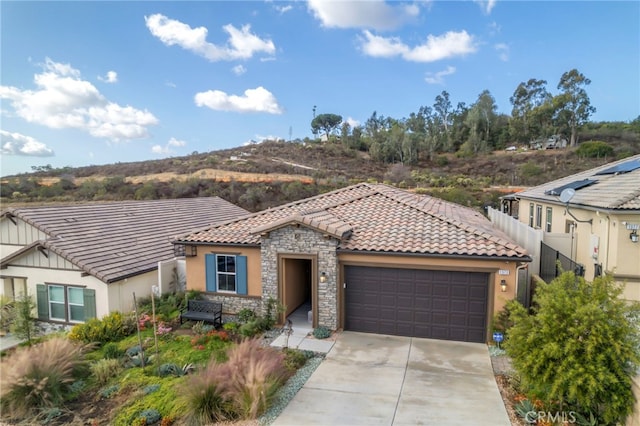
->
[179,299,222,328]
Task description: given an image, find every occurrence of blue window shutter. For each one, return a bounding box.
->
[236,255,247,295]
[205,254,217,292]
[83,289,97,320]
[36,284,49,320]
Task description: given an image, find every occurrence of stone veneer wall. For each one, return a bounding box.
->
[201,294,262,315]
[261,226,339,330]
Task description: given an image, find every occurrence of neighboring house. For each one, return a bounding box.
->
[0,198,248,324]
[173,183,530,343]
[502,154,640,301]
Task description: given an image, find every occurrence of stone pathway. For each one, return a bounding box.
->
[491,355,514,375]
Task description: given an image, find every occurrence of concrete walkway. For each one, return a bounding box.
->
[273,332,509,426]
[0,333,23,352]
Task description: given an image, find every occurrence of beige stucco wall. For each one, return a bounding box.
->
[1,265,110,318]
[185,245,262,296]
[518,201,640,300]
[106,273,157,315]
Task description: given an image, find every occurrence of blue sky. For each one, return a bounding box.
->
[1,1,639,177]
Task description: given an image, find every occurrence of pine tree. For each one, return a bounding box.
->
[505,272,640,423]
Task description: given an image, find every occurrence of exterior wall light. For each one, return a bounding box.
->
[631,230,639,243]
[319,272,327,283]
[500,279,508,292]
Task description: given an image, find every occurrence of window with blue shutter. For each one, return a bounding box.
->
[205,253,247,295]
[205,254,217,292]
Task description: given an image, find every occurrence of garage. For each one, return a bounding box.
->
[344,266,489,343]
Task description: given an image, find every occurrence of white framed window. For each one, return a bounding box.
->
[545,207,553,232]
[216,255,237,292]
[535,204,543,228]
[48,284,85,323]
[49,285,66,321]
[529,203,534,227]
[205,253,248,295]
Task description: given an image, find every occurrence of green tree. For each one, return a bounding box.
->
[433,91,453,150]
[311,113,343,141]
[505,272,640,424]
[509,78,551,142]
[11,293,37,344]
[555,69,596,147]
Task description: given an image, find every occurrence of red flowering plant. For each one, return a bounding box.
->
[190,330,229,349]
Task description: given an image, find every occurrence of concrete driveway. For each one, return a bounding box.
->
[273,331,509,426]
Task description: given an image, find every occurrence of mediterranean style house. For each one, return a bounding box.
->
[0,197,248,324]
[174,183,530,343]
[504,154,640,301]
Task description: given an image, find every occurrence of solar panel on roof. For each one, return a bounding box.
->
[595,159,640,175]
[545,179,597,196]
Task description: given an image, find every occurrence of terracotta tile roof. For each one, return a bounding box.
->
[515,154,640,211]
[2,198,248,283]
[177,183,529,260]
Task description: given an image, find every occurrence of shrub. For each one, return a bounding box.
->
[103,342,123,359]
[0,337,91,418]
[100,384,119,399]
[158,363,188,377]
[237,308,256,323]
[224,339,290,419]
[576,140,614,158]
[0,295,15,334]
[68,311,135,344]
[505,272,640,424]
[182,338,289,422]
[313,326,331,339]
[239,320,261,338]
[90,358,122,385]
[10,293,37,343]
[137,408,162,425]
[282,348,308,372]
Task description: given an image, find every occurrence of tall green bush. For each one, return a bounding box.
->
[575,140,614,158]
[505,272,640,424]
[10,293,36,344]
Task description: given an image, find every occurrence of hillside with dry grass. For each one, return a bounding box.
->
[2,139,638,212]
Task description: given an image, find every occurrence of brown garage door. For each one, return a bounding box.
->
[344,266,488,343]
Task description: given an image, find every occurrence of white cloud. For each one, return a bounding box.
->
[0,130,55,156]
[98,70,118,83]
[0,58,158,141]
[194,86,283,114]
[346,117,360,128]
[275,4,293,14]
[151,137,187,155]
[307,0,420,31]
[145,14,275,61]
[168,137,186,147]
[425,65,456,84]
[495,43,509,61]
[474,0,497,15]
[232,64,247,75]
[359,30,477,62]
[488,21,501,35]
[151,144,167,154]
[165,81,177,88]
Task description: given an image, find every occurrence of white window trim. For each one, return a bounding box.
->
[217,255,237,293]
[48,284,85,324]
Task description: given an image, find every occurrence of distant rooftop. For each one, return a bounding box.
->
[1,198,249,283]
[516,154,640,211]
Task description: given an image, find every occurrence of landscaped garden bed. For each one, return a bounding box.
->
[0,292,321,425]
